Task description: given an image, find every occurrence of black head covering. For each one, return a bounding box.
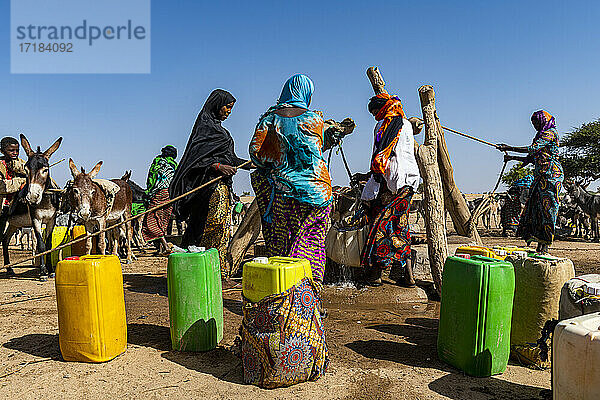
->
[368,96,388,115]
[169,89,245,221]
[161,145,177,158]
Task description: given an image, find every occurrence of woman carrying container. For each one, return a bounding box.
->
[249,74,334,284]
[360,93,420,287]
[497,110,564,254]
[170,89,248,277]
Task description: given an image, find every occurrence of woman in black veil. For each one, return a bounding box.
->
[170,89,248,277]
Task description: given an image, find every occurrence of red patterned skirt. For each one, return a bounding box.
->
[142,188,172,241]
[361,185,413,270]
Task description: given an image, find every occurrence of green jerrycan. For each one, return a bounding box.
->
[167,249,223,351]
[438,255,515,377]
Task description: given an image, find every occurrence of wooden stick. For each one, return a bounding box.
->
[4,160,252,269]
[366,67,388,95]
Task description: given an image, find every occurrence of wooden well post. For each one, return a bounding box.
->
[415,85,448,294]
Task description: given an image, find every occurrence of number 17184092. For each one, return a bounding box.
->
[19,42,73,53]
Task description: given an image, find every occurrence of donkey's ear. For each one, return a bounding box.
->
[43,137,62,159]
[20,134,34,157]
[89,161,103,179]
[69,158,80,178]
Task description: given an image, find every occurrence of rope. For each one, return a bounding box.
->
[492,154,509,193]
[49,158,65,168]
[414,117,499,149]
[338,145,354,182]
[414,117,507,192]
[4,160,252,270]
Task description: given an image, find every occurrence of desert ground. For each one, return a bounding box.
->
[0,230,597,399]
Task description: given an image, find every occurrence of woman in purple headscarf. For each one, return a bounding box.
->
[497,110,564,253]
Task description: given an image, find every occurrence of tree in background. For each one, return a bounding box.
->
[502,162,533,187]
[560,119,600,186]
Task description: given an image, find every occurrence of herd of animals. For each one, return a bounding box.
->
[2,135,600,282]
[1,135,252,281]
[0,135,161,280]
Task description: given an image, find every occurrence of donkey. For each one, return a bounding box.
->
[67,159,134,263]
[564,181,600,240]
[0,135,62,280]
[121,170,147,249]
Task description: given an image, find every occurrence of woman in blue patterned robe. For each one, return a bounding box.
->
[497,110,564,253]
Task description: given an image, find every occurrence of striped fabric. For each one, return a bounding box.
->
[142,188,172,241]
[252,171,331,283]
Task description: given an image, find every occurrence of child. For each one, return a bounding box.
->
[0,137,26,206]
[0,137,27,276]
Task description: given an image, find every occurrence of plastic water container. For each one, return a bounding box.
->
[560,275,600,320]
[242,256,313,303]
[167,249,223,351]
[505,254,574,367]
[71,225,87,256]
[493,246,536,257]
[55,255,127,362]
[454,245,505,260]
[584,282,600,296]
[438,256,515,377]
[50,227,72,267]
[553,312,600,399]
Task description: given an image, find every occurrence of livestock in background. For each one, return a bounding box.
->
[122,170,148,249]
[564,181,600,240]
[0,135,63,280]
[67,159,134,263]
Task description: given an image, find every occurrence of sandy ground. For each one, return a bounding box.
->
[1,233,597,399]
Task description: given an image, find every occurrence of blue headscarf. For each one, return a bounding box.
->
[260,74,314,119]
[277,74,314,109]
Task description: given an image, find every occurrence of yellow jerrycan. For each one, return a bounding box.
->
[55,255,127,362]
[455,245,505,260]
[242,256,313,303]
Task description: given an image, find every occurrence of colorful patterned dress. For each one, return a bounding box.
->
[360,93,419,271]
[244,74,330,389]
[500,175,533,235]
[517,111,564,245]
[361,186,414,270]
[250,108,332,284]
[240,278,328,388]
[199,182,231,277]
[142,156,177,242]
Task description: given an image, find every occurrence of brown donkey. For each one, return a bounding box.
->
[67,159,133,263]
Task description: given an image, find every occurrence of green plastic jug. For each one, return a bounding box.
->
[167,249,223,351]
[437,255,515,377]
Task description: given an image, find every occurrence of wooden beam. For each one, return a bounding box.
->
[366,67,388,95]
[415,85,448,295]
[434,107,482,243]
